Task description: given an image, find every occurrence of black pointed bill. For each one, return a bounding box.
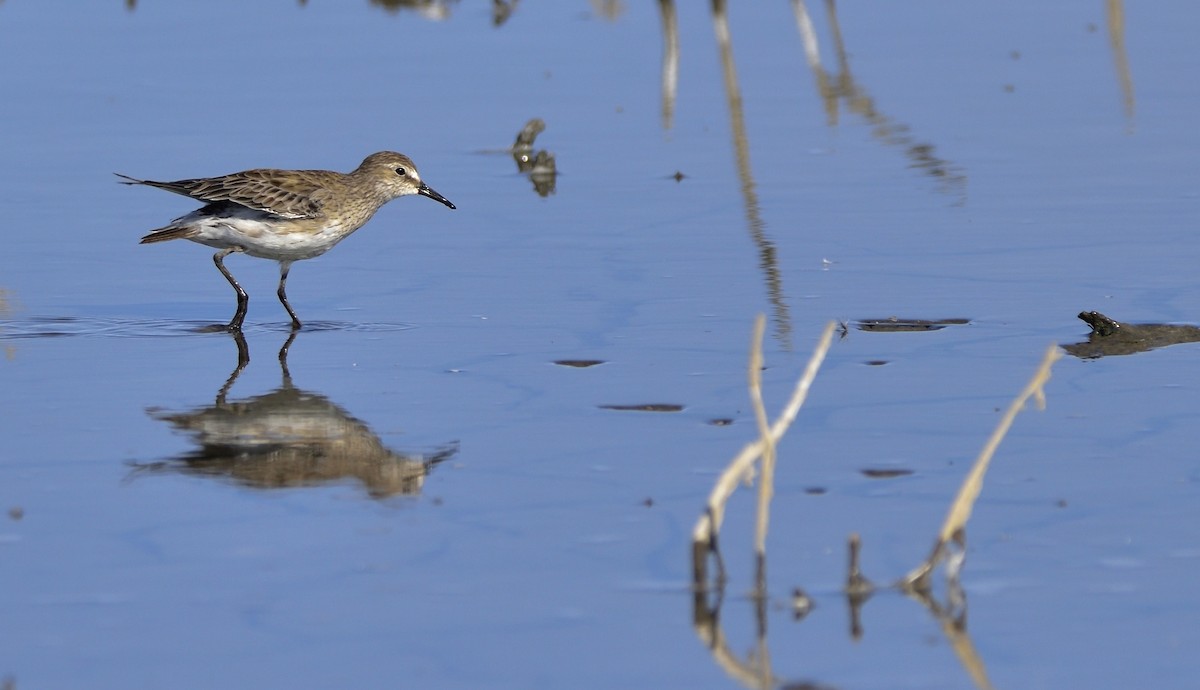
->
[418,182,456,210]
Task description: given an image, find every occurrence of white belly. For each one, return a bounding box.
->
[175,207,351,262]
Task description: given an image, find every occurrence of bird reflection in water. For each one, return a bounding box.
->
[509,118,557,197]
[132,332,456,499]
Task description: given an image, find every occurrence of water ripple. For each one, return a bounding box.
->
[0,317,415,339]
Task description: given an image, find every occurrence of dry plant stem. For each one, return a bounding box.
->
[845,532,873,596]
[945,616,996,690]
[749,315,775,567]
[902,343,1062,589]
[691,575,778,690]
[691,321,838,556]
[906,584,996,690]
[692,508,728,588]
[790,0,821,68]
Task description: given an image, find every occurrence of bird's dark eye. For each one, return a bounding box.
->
[394,167,407,177]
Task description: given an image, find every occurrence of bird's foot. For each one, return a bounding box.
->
[193,322,243,334]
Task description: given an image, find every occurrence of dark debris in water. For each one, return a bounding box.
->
[553,359,606,368]
[860,468,915,479]
[599,403,684,412]
[1063,310,1200,358]
[854,317,970,332]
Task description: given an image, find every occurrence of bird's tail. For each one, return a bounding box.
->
[140,226,195,244]
[114,173,145,186]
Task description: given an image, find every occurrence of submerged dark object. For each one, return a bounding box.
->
[553,359,606,368]
[855,317,969,332]
[1063,310,1200,359]
[860,468,915,479]
[599,403,684,412]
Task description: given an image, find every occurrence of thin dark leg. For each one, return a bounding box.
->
[213,247,248,331]
[277,261,302,330]
[276,262,302,331]
[216,330,251,405]
[278,330,298,384]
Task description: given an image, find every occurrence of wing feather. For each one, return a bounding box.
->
[117,169,333,219]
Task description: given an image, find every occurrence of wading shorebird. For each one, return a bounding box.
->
[119,151,456,331]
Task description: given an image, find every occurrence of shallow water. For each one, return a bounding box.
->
[2,1,1200,688]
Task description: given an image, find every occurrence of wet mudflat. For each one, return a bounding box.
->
[2,2,1200,688]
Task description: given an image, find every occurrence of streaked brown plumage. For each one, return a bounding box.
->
[119,151,456,331]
